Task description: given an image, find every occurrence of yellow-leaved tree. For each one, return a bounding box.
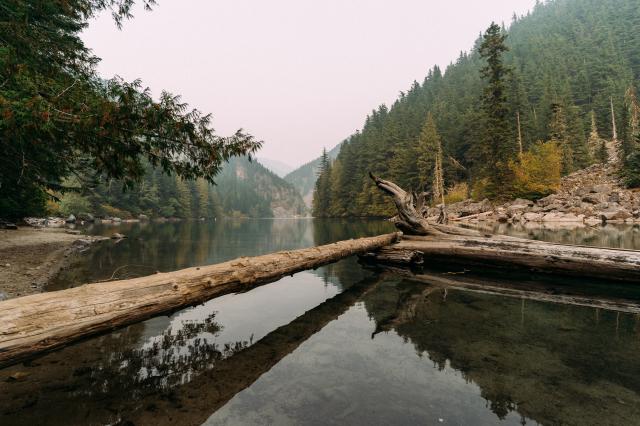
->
[509,141,562,199]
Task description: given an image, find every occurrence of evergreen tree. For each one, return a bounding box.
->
[479,22,514,198]
[312,149,332,217]
[621,86,640,187]
[588,111,605,162]
[176,178,192,218]
[196,178,210,219]
[548,103,574,174]
[0,0,261,220]
[311,0,640,215]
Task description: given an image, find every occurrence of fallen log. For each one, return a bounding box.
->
[0,232,400,368]
[365,174,640,282]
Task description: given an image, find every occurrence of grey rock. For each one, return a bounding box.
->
[542,203,564,212]
[600,208,632,221]
[523,212,543,222]
[77,212,95,222]
[512,198,534,207]
[582,193,607,204]
[542,212,584,223]
[65,214,76,223]
[537,194,560,207]
[590,184,613,193]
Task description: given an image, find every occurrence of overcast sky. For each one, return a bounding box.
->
[82,0,537,167]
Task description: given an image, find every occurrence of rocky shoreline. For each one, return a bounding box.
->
[428,165,640,226]
[0,228,106,300]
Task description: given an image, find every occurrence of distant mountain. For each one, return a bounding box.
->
[257,157,294,178]
[284,143,342,208]
[216,157,307,218]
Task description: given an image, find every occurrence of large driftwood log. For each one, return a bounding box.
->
[0,232,400,368]
[366,174,640,282]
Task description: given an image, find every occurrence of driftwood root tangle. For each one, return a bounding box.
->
[367,174,640,282]
[0,232,400,368]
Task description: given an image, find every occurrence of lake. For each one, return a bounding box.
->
[1,219,640,425]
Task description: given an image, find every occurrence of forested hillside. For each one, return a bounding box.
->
[284,143,341,207]
[215,157,307,218]
[313,0,640,217]
[54,157,306,219]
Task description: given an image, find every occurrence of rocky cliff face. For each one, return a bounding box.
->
[431,165,640,226]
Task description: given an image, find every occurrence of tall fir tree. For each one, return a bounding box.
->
[312,149,332,217]
[479,22,514,198]
[548,103,574,174]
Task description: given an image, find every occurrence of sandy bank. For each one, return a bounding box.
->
[0,228,105,300]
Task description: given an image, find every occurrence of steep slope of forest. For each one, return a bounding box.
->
[284,143,341,207]
[215,157,307,217]
[313,0,640,217]
[54,157,307,219]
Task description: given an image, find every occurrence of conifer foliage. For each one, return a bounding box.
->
[313,0,640,217]
[0,0,261,219]
[478,23,514,199]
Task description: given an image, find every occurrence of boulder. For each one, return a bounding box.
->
[590,184,613,193]
[23,217,46,227]
[536,194,563,207]
[522,212,543,222]
[45,217,65,227]
[584,217,602,226]
[574,187,589,197]
[138,214,150,221]
[449,199,492,217]
[1,221,18,230]
[541,203,564,212]
[65,214,76,223]
[581,193,607,204]
[608,192,621,203]
[542,212,585,223]
[512,198,534,207]
[600,208,632,221]
[111,233,126,239]
[77,212,95,222]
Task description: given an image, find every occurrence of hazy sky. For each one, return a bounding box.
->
[82,0,537,167]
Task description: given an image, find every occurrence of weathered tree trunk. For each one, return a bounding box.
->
[366,174,640,282]
[0,232,400,368]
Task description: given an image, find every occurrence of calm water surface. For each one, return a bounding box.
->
[1,219,640,426]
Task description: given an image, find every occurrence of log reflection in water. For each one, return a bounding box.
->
[0,273,387,426]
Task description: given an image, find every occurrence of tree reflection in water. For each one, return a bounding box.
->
[360,277,640,425]
[3,220,640,426]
